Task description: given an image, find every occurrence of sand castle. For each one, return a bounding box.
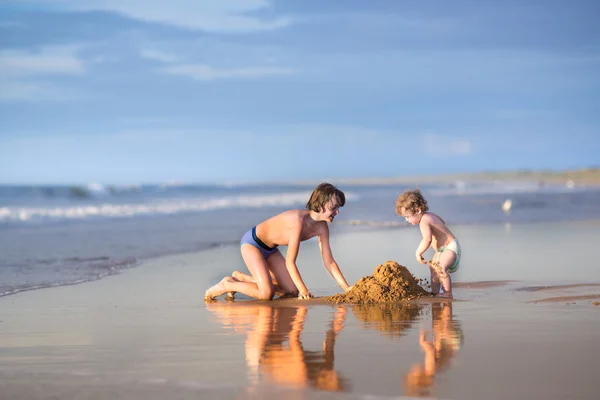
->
[327,261,430,304]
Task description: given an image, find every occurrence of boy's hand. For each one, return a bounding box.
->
[416,254,427,264]
[344,285,354,292]
[298,291,314,300]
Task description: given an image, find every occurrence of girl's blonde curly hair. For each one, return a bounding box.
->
[395,189,429,215]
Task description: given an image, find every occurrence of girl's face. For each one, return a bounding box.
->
[321,199,341,222]
[401,207,421,225]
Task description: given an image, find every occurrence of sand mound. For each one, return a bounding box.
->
[327,261,430,304]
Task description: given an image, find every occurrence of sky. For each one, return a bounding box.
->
[0,0,599,184]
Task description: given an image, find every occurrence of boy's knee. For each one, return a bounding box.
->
[257,287,275,300]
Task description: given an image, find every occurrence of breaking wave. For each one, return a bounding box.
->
[0,191,315,223]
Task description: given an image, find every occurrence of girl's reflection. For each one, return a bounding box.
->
[206,303,349,392]
[404,301,464,397]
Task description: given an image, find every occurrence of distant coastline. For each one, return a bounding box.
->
[2,168,599,188]
[322,167,600,187]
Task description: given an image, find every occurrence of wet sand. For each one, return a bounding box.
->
[517,283,600,292]
[1,221,600,400]
[528,294,600,303]
[454,280,516,289]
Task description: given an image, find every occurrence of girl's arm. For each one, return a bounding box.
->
[416,216,432,264]
[419,330,437,376]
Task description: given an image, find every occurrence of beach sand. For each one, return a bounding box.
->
[1,221,599,399]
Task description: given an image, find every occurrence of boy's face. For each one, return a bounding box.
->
[401,207,421,225]
[322,199,341,222]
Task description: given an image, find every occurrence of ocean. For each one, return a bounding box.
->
[1,180,599,297]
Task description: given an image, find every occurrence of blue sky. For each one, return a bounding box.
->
[0,0,599,184]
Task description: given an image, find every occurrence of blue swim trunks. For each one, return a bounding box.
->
[240,226,278,259]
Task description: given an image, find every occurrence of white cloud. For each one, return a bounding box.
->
[0,46,84,77]
[0,80,80,101]
[162,64,294,80]
[423,133,472,157]
[0,46,84,101]
[140,49,178,63]
[17,0,292,32]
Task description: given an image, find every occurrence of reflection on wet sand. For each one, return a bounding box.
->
[403,301,464,397]
[351,302,423,338]
[207,300,464,397]
[206,303,349,393]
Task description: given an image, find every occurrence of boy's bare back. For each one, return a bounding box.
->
[256,210,327,248]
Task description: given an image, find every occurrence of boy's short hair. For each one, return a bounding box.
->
[306,183,345,213]
[395,189,429,215]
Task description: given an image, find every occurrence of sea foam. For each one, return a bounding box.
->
[0,191,316,223]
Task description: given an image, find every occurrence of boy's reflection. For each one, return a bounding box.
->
[206,303,349,392]
[403,301,464,397]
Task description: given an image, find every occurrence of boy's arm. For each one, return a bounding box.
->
[416,216,432,264]
[318,225,351,291]
[285,222,312,299]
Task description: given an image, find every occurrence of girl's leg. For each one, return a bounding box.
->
[429,252,441,295]
[429,266,441,295]
[205,245,275,300]
[436,250,457,298]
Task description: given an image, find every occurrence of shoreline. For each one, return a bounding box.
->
[3,218,600,300]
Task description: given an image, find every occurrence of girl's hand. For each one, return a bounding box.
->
[416,254,427,264]
[298,291,314,300]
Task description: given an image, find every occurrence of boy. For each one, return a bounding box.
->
[205,183,352,301]
[396,189,461,298]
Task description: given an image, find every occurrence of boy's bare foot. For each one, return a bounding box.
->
[228,271,253,300]
[232,270,253,282]
[204,277,234,301]
[231,270,287,297]
[436,292,453,299]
